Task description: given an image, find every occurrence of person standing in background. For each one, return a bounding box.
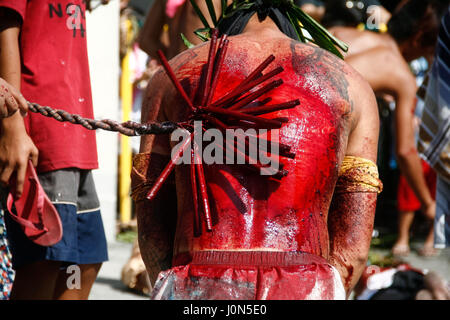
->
[0,1,109,299]
[417,8,450,250]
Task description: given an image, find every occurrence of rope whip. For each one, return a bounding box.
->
[26,101,179,136]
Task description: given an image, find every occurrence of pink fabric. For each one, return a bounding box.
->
[165,0,186,18]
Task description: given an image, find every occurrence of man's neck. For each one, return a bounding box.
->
[241,14,287,38]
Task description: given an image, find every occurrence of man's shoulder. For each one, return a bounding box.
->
[352,45,413,84]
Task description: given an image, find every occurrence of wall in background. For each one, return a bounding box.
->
[86,2,120,242]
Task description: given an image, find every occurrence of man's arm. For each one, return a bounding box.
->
[328,71,380,296]
[347,47,435,217]
[0,8,38,197]
[137,0,167,60]
[133,69,177,284]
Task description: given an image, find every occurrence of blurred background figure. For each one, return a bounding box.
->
[322,0,390,33]
[325,0,447,258]
[115,0,450,299]
[417,9,450,250]
[118,0,153,295]
[354,262,449,300]
[137,0,222,60]
[295,0,325,22]
[120,0,223,295]
[120,238,151,295]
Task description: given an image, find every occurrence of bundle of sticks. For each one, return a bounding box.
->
[147,29,299,236]
[27,28,299,236]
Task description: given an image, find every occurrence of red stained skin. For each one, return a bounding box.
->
[160,38,353,264]
[328,192,378,291]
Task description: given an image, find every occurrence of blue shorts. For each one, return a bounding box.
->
[3,169,108,269]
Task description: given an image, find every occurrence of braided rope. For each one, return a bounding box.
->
[27,102,179,136]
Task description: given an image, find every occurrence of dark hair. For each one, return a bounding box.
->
[378,0,402,13]
[387,0,449,44]
[321,0,371,28]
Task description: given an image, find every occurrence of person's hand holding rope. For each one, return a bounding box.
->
[0,77,28,118]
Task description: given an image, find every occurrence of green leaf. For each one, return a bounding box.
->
[286,8,305,42]
[194,28,212,42]
[291,6,348,52]
[189,0,211,29]
[222,2,254,18]
[181,33,195,49]
[221,0,227,18]
[206,0,218,26]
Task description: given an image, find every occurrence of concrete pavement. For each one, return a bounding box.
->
[89,241,149,300]
[88,240,450,300]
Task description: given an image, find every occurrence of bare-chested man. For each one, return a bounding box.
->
[329,0,447,256]
[138,0,223,60]
[133,1,381,300]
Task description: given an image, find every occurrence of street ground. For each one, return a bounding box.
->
[89,240,149,300]
[89,237,449,300]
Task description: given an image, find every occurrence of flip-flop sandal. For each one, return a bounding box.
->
[392,244,410,257]
[6,160,62,247]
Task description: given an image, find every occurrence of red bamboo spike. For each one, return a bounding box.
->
[255,97,272,106]
[146,134,192,200]
[213,138,261,173]
[194,141,213,232]
[240,99,300,115]
[202,107,283,129]
[211,55,276,107]
[202,113,228,131]
[240,54,275,87]
[227,79,284,111]
[232,130,296,159]
[200,29,219,107]
[202,114,291,159]
[232,136,285,172]
[228,55,276,97]
[206,36,229,106]
[213,67,283,109]
[157,50,195,112]
[202,114,295,158]
[211,71,282,110]
[190,147,201,236]
[230,132,289,164]
[218,132,284,173]
[220,140,288,180]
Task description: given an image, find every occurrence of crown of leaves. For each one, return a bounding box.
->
[185,0,348,59]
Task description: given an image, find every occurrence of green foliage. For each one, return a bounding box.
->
[189,0,348,59]
[117,230,138,243]
[181,33,195,48]
[368,250,396,268]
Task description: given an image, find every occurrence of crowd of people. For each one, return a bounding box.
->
[0,0,448,300]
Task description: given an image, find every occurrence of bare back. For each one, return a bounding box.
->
[329,26,399,58]
[140,32,378,264]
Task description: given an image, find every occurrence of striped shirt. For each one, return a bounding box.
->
[417,8,450,183]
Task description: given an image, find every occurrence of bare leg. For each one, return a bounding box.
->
[424,224,435,248]
[10,260,61,300]
[53,263,102,300]
[416,289,433,300]
[418,223,439,256]
[392,210,414,255]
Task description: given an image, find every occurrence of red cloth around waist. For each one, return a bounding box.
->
[190,250,328,266]
[153,251,341,300]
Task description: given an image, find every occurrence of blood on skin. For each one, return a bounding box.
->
[328,191,377,291]
[163,40,353,263]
